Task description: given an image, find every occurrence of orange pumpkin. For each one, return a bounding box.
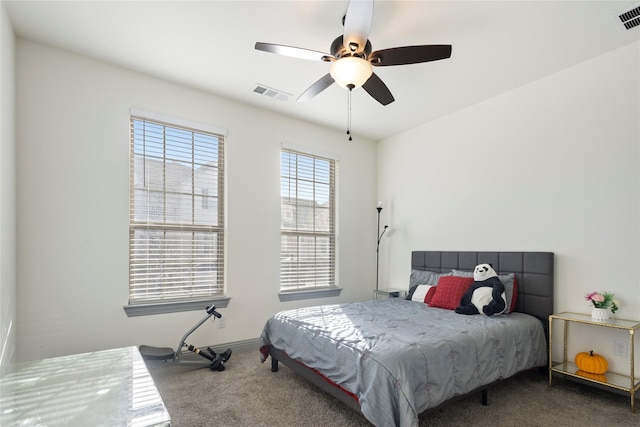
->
[576,370,608,383]
[574,350,608,374]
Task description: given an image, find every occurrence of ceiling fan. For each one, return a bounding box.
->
[255,0,452,106]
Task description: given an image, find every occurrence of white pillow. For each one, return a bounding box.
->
[411,284,434,302]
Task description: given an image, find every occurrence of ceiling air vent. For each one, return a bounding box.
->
[253,84,290,101]
[618,5,640,30]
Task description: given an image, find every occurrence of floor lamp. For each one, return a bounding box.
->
[376,203,388,292]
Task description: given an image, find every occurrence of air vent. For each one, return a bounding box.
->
[618,5,640,30]
[253,84,291,101]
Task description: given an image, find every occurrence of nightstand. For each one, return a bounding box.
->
[373,289,405,300]
[548,312,640,413]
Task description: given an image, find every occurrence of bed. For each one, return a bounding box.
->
[260,251,554,426]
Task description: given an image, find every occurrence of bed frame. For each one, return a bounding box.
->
[268,251,555,417]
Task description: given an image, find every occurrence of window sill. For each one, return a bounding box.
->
[278,288,342,302]
[123,297,230,317]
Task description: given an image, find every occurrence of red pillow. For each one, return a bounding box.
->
[429,276,474,310]
[510,277,518,312]
[424,286,438,304]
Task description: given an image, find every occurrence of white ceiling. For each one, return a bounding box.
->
[5,0,640,141]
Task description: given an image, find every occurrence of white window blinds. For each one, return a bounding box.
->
[129,114,224,304]
[280,148,336,291]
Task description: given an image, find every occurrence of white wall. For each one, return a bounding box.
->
[0,1,17,366]
[377,41,640,373]
[11,30,640,373]
[14,39,377,362]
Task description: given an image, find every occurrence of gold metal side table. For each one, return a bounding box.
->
[548,312,640,413]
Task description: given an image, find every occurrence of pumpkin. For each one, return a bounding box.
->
[576,370,608,383]
[574,350,608,374]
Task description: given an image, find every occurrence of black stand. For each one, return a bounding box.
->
[376,206,388,292]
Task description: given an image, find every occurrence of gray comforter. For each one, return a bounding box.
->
[260,298,547,427]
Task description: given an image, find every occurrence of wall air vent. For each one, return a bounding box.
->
[618,5,640,30]
[253,84,291,101]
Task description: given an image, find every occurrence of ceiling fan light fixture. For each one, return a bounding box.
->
[330,57,373,89]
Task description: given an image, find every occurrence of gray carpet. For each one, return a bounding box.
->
[146,350,638,426]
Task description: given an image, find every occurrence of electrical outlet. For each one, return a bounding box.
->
[614,339,628,357]
[217,317,226,329]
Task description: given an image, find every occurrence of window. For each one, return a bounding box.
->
[125,110,226,315]
[280,148,337,298]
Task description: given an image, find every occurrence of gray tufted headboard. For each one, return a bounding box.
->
[411,251,554,338]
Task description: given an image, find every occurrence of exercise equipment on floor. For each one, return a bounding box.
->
[139,305,232,371]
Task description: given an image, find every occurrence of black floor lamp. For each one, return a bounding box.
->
[376,203,388,292]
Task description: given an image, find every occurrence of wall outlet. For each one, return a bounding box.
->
[217,317,226,329]
[614,339,628,357]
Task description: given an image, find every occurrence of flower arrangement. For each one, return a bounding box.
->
[585,292,619,313]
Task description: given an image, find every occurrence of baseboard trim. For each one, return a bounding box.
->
[206,337,262,354]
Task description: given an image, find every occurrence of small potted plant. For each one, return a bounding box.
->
[585,292,619,321]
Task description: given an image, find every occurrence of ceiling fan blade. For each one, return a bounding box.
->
[297,74,335,102]
[362,73,394,106]
[370,45,452,67]
[255,42,331,62]
[343,0,374,53]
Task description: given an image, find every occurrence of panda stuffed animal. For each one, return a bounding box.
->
[455,263,507,316]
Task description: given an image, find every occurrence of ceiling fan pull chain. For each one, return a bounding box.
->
[347,84,354,141]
